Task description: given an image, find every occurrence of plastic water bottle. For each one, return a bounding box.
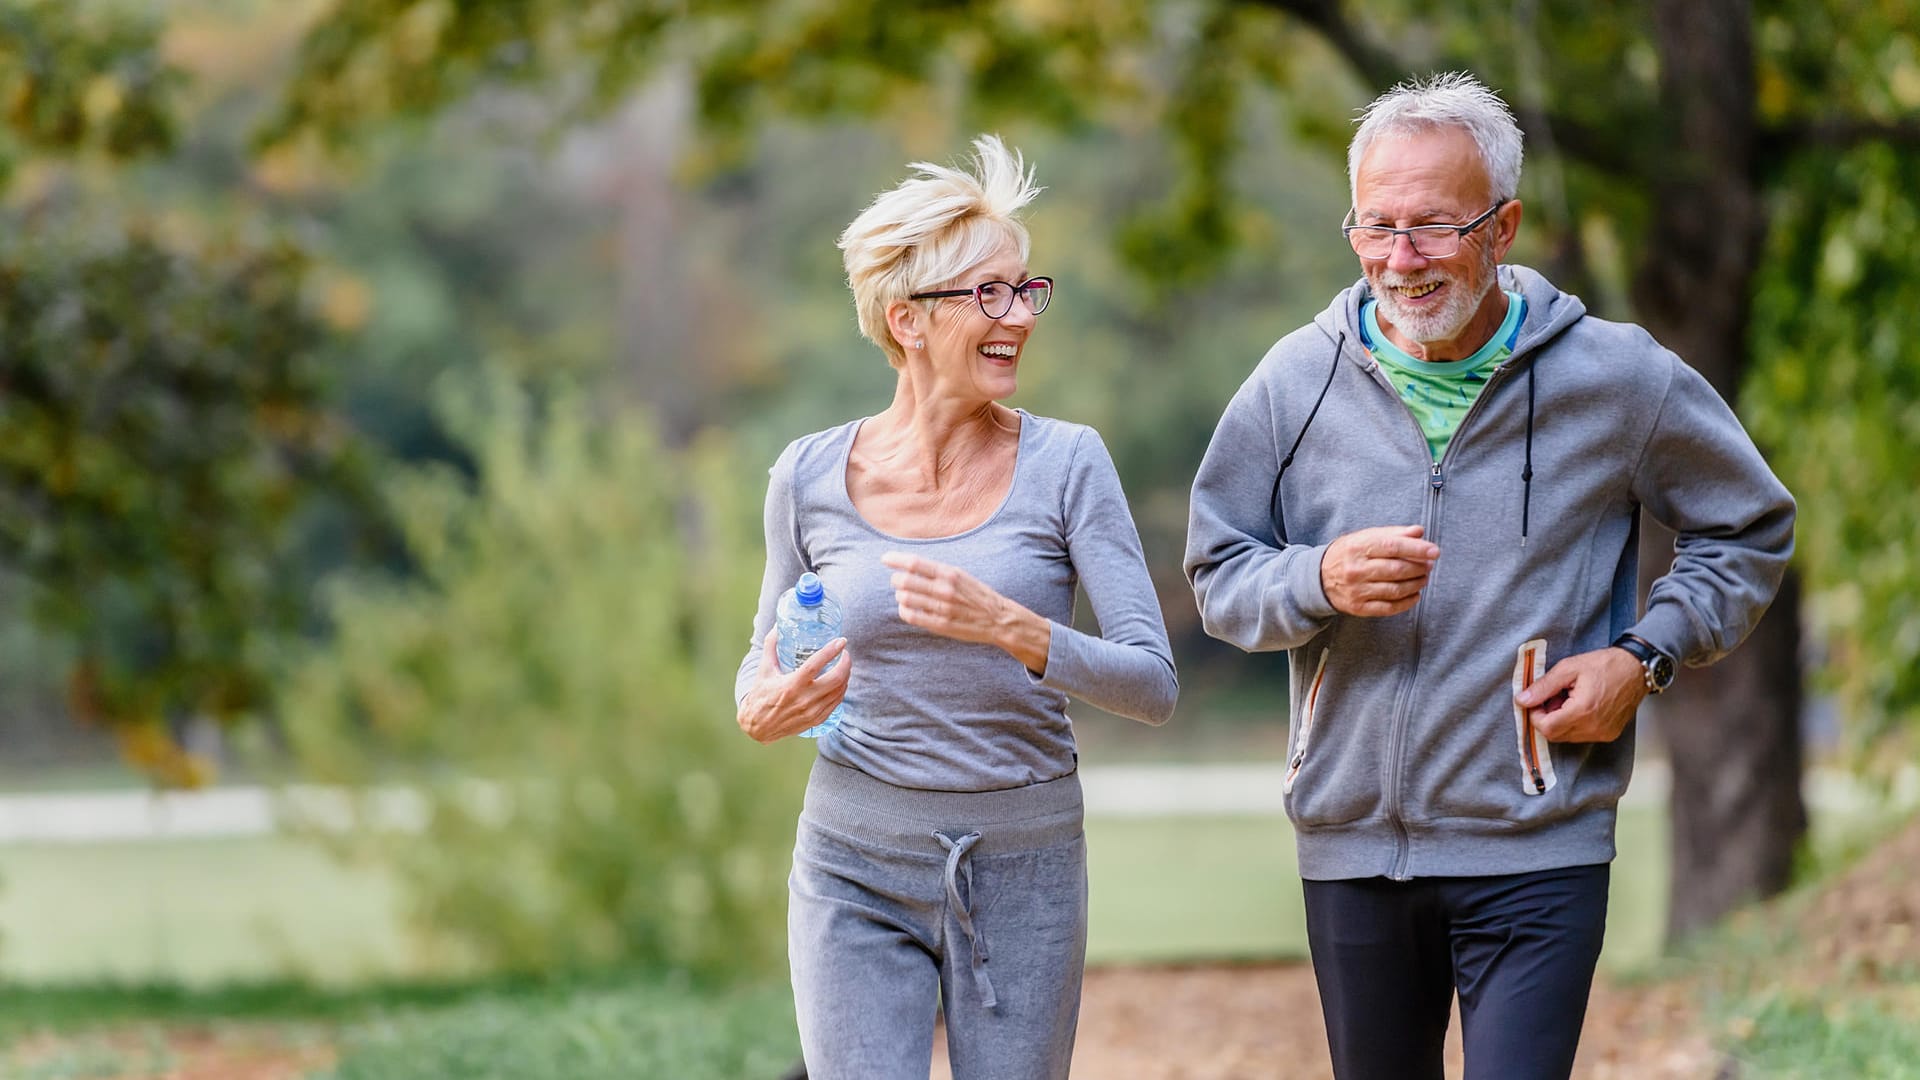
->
[775,572,849,738]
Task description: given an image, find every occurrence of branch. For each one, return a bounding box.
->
[1239,0,1403,91]
[1525,112,1639,177]
[1760,115,1920,155]
[1239,0,1639,176]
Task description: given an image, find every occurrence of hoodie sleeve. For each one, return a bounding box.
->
[1184,368,1339,653]
[1033,427,1179,724]
[1628,354,1796,667]
[735,442,807,706]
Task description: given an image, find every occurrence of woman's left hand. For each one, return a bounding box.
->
[881,551,1051,673]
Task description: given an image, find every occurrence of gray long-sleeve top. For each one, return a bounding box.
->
[735,410,1177,792]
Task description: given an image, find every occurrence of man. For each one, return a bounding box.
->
[1184,71,1794,1080]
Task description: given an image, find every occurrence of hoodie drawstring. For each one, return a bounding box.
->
[1521,362,1536,545]
[1270,329,1540,547]
[1269,332,1344,545]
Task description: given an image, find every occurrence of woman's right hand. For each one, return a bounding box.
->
[736,629,853,743]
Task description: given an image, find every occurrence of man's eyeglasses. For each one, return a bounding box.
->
[909,277,1053,319]
[1341,202,1507,260]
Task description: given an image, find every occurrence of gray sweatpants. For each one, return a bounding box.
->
[788,757,1088,1080]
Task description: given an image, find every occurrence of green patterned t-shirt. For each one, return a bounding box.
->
[1361,290,1526,462]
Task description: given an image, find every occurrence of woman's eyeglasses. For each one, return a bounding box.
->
[909,277,1053,319]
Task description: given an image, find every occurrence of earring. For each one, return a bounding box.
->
[914,339,925,350]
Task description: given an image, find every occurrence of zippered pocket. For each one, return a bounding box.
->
[1513,638,1557,795]
[1283,649,1331,795]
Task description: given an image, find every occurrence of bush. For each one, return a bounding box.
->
[279,372,806,984]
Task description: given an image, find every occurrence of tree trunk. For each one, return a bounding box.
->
[614,75,702,445]
[1631,0,1807,944]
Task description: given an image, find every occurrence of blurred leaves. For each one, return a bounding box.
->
[5,0,1918,790]
[280,372,802,982]
[1,3,378,785]
[0,0,179,182]
[1748,143,1920,774]
[0,225,372,786]
[266,0,1920,767]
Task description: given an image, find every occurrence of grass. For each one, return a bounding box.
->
[0,808,1672,985]
[0,804,1671,1078]
[1087,808,1666,970]
[1715,994,1920,1080]
[314,980,798,1080]
[19,801,1919,1080]
[0,977,797,1080]
[1088,815,1307,964]
[1621,807,1920,1078]
[0,838,421,985]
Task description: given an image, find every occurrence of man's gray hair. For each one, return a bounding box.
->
[1348,71,1524,204]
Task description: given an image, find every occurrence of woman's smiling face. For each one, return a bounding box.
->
[912,241,1039,404]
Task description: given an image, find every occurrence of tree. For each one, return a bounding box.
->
[279,373,802,981]
[1,2,373,784]
[266,0,1920,941]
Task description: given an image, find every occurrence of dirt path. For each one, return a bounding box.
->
[6,1028,330,1080]
[931,964,1719,1080]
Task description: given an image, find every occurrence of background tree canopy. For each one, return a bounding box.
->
[0,0,1914,956]
[1,1,376,785]
[261,0,1920,939]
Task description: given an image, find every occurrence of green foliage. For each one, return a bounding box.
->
[0,0,179,181]
[315,980,798,1080]
[279,372,805,983]
[269,0,1920,792]
[266,0,1158,152]
[0,225,368,784]
[1748,144,1920,769]
[1715,994,1920,1079]
[1,2,382,786]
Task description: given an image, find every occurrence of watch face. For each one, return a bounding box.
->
[1649,654,1676,692]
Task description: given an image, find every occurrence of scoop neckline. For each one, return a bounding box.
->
[836,408,1031,544]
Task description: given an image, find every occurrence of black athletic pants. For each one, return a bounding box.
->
[1302,862,1610,1080]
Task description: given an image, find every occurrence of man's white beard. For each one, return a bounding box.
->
[1372,248,1498,346]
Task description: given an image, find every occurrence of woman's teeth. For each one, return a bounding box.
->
[979,343,1018,358]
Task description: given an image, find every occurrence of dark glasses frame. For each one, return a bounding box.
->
[1341,202,1507,259]
[909,276,1054,319]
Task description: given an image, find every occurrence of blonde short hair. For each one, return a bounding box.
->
[837,134,1043,367]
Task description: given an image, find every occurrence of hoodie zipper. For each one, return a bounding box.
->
[1363,353,1528,880]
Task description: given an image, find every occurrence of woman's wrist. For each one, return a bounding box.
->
[997,599,1052,675]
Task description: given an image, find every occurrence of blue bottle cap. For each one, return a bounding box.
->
[795,572,825,606]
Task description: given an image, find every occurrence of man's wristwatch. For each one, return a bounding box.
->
[1611,633,1675,694]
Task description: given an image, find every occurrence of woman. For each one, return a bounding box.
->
[734,134,1178,1078]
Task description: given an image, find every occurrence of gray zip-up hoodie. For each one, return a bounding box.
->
[1184,265,1795,881]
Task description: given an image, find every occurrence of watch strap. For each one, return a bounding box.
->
[1611,633,1673,693]
[1611,633,1658,664]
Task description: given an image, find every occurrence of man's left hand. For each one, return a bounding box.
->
[1516,647,1648,743]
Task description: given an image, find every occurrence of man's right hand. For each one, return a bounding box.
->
[1320,525,1440,617]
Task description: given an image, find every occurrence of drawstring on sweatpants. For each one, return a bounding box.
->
[934,830,995,1008]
